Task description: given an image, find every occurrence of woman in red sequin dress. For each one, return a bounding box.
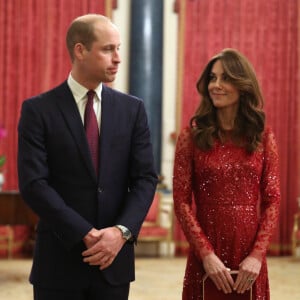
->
[173,49,280,300]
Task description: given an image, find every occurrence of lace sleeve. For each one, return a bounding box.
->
[250,127,281,260]
[173,128,214,260]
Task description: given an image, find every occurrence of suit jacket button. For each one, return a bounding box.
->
[98,187,103,193]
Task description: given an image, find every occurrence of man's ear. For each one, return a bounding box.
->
[73,43,86,60]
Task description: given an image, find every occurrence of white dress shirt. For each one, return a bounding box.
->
[67,74,102,132]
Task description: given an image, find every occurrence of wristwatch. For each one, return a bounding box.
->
[115,225,133,241]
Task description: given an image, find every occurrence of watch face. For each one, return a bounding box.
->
[116,225,132,240]
[123,228,132,240]
[124,230,130,239]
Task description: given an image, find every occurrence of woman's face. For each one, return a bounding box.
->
[208,60,240,111]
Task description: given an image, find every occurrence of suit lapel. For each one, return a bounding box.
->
[99,85,116,180]
[54,81,98,182]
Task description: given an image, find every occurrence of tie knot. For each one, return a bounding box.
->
[87,90,95,101]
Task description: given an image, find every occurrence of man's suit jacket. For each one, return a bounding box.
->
[17,81,157,288]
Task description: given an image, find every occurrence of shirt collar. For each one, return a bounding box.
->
[67,73,102,103]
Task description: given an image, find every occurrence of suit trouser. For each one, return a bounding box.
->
[33,281,130,300]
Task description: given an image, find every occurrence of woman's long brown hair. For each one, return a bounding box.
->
[190,48,265,153]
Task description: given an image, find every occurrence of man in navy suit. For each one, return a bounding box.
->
[17,14,157,300]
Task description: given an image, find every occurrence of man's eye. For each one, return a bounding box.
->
[102,45,116,51]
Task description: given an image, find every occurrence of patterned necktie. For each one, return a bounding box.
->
[84,90,99,176]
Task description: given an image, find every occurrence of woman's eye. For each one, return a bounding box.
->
[209,74,216,81]
[222,74,229,81]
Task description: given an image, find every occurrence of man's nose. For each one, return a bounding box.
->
[113,50,121,63]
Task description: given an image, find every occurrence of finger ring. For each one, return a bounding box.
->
[248,278,254,282]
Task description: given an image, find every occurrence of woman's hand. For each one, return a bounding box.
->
[202,252,234,294]
[233,256,261,293]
